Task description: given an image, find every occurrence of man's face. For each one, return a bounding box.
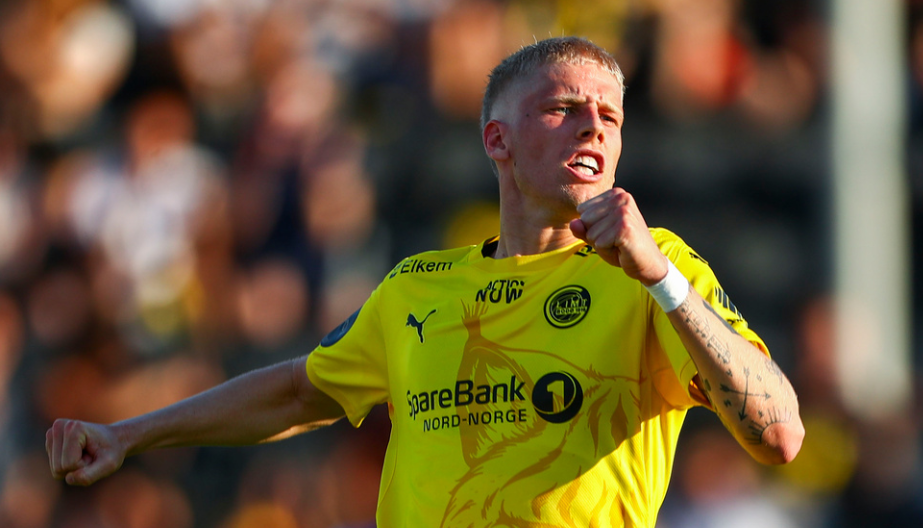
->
[492,61,624,217]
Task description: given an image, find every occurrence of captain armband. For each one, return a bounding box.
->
[645,260,690,313]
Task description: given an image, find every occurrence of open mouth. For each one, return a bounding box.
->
[568,155,601,176]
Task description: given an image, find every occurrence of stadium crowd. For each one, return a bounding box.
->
[0,0,921,527]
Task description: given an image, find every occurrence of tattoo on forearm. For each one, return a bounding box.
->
[766,357,786,385]
[703,300,738,334]
[679,296,794,443]
[679,298,709,340]
[718,368,775,422]
[679,298,734,365]
[708,336,732,365]
[746,407,793,445]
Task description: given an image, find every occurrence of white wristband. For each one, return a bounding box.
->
[645,260,689,312]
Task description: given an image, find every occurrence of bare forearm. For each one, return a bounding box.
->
[667,288,804,464]
[47,357,345,486]
[114,358,342,456]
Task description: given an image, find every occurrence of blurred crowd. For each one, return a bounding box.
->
[0,0,920,527]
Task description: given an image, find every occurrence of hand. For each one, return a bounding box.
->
[569,187,668,286]
[46,419,126,486]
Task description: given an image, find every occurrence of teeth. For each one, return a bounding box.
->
[571,155,599,174]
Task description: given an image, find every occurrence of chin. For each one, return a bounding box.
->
[562,183,603,205]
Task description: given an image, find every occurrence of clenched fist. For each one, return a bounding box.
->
[46,419,126,486]
[569,187,668,286]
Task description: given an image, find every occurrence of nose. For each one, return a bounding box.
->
[576,106,605,143]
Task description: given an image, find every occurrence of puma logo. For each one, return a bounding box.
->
[406,309,436,343]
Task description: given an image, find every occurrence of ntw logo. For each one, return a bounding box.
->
[475,279,525,304]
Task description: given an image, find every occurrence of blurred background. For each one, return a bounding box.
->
[0,0,920,527]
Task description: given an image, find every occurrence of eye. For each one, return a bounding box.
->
[601,114,622,126]
[550,107,571,115]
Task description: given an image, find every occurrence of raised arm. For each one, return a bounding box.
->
[46,356,345,486]
[571,187,804,465]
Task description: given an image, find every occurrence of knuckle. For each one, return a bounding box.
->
[63,420,84,437]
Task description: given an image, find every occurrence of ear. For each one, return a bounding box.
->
[482,120,510,162]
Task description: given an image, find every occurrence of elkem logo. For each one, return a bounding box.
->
[543,285,591,328]
[531,371,584,423]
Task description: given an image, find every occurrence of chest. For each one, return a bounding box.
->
[382,267,652,400]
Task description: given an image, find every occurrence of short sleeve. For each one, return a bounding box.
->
[306,284,389,427]
[649,229,770,408]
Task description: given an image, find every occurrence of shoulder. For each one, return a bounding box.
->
[384,245,475,282]
[649,227,711,275]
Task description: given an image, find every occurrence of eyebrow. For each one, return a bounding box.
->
[551,94,624,117]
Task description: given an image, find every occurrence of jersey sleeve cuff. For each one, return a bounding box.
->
[305,356,371,428]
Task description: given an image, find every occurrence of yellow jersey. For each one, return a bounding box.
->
[306,228,767,527]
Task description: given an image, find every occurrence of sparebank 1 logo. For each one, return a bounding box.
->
[407,370,586,430]
[531,371,584,423]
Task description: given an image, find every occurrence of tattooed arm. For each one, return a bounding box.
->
[665,286,804,465]
[572,187,804,465]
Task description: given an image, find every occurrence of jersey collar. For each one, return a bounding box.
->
[471,236,588,271]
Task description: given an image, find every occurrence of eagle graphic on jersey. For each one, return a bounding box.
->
[440,302,646,527]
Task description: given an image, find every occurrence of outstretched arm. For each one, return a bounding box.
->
[572,187,804,465]
[46,356,345,486]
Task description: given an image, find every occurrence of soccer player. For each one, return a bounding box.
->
[46,37,803,527]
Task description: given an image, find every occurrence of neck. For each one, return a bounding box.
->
[492,202,580,259]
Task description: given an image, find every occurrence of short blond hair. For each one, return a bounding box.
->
[480,37,625,130]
